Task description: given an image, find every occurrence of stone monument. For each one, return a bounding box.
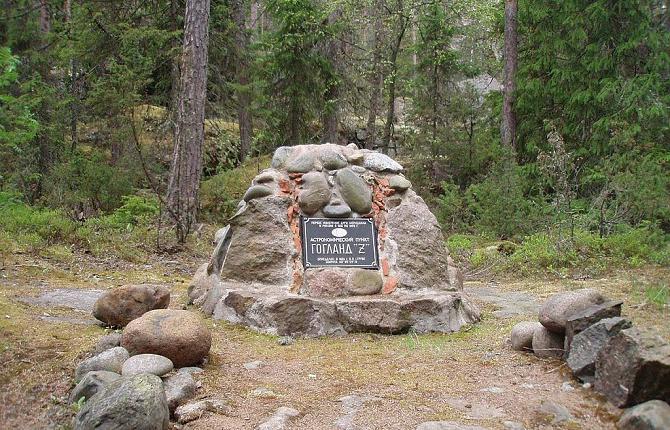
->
[189,143,480,336]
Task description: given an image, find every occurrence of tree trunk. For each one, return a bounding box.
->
[231,0,253,162]
[166,0,211,243]
[501,0,518,151]
[382,4,408,155]
[365,0,384,150]
[321,8,343,145]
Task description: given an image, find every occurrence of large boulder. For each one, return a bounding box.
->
[595,327,670,407]
[121,310,212,368]
[532,325,565,359]
[538,289,606,334]
[566,317,631,382]
[564,299,622,352]
[75,347,129,382]
[73,374,169,430]
[93,284,170,327]
[618,400,670,430]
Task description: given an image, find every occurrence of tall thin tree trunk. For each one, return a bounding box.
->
[365,0,383,150]
[501,0,518,152]
[231,0,253,162]
[64,0,79,151]
[321,9,343,145]
[382,6,408,155]
[166,0,211,243]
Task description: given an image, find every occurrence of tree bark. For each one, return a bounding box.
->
[365,0,384,150]
[382,1,408,155]
[501,0,518,151]
[231,0,253,162]
[321,8,343,145]
[166,0,211,243]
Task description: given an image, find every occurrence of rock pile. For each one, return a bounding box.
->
[510,288,670,427]
[189,144,480,336]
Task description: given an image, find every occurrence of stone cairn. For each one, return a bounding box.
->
[510,288,670,429]
[69,285,220,429]
[189,143,480,337]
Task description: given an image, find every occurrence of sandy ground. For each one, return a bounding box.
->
[0,251,667,429]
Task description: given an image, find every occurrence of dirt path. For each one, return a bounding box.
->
[1,253,667,429]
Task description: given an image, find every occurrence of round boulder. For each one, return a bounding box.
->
[121,309,212,368]
[121,354,174,377]
[532,325,565,359]
[538,288,606,333]
[93,284,170,327]
[298,172,331,215]
[335,168,372,214]
[73,373,169,430]
[511,321,541,351]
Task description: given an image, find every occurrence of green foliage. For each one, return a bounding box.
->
[0,47,38,152]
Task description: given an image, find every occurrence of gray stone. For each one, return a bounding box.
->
[336,395,375,430]
[447,265,464,291]
[564,299,622,351]
[271,146,292,169]
[538,400,573,424]
[510,321,541,351]
[121,353,174,377]
[20,288,104,312]
[532,325,565,359]
[464,286,539,318]
[69,371,120,404]
[174,398,231,424]
[243,185,273,202]
[363,152,403,172]
[618,400,670,430]
[277,336,294,346]
[258,406,300,430]
[219,196,294,285]
[211,286,479,337]
[502,421,524,430]
[188,262,216,305]
[335,168,372,214]
[94,333,122,354]
[178,366,204,375]
[350,165,367,173]
[253,170,281,185]
[385,195,454,291]
[75,347,129,382]
[121,309,212,368]
[347,152,365,165]
[93,284,170,327]
[348,269,383,296]
[73,374,168,430]
[163,371,198,412]
[417,421,490,430]
[538,288,606,333]
[389,175,411,191]
[244,360,264,370]
[285,151,315,173]
[595,327,670,407]
[320,149,348,170]
[566,317,632,382]
[298,172,331,215]
[322,201,352,218]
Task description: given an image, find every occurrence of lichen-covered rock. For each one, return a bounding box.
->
[511,321,541,352]
[93,284,170,327]
[121,310,212,367]
[75,347,129,382]
[618,400,670,430]
[69,371,121,404]
[538,289,606,334]
[335,168,372,214]
[163,370,198,412]
[121,354,174,377]
[271,146,292,169]
[385,194,453,291]
[174,398,231,424]
[363,152,403,172]
[320,148,348,170]
[566,317,631,383]
[298,172,331,215]
[532,325,565,359]
[73,374,168,430]
[595,327,670,407]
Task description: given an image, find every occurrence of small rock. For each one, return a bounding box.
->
[618,400,670,430]
[94,333,122,354]
[73,374,168,430]
[258,406,300,430]
[298,172,331,215]
[251,387,278,399]
[271,146,292,169]
[69,370,120,404]
[75,347,129,382]
[416,422,489,430]
[163,371,198,412]
[347,152,365,165]
[479,386,504,393]
[503,422,524,430]
[566,317,632,382]
[174,398,231,424]
[595,327,670,407]
[561,381,575,392]
[538,400,573,424]
[278,336,294,346]
[350,165,367,173]
[531,326,565,359]
[322,201,352,218]
[389,175,411,191]
[583,382,592,389]
[178,366,204,375]
[564,299,623,351]
[121,309,211,368]
[244,360,264,370]
[121,353,174,377]
[363,152,403,172]
[538,288,606,333]
[93,284,170,327]
[320,149,348,170]
[510,321,541,351]
[243,185,273,202]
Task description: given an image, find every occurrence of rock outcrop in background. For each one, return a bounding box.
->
[189,144,480,336]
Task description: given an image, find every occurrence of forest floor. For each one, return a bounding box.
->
[0,247,668,430]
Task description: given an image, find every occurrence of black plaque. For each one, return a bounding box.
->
[301,217,379,269]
